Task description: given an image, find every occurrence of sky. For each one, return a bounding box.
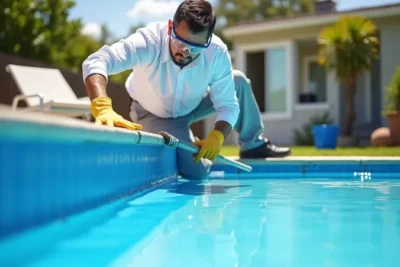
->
[70,0,400,40]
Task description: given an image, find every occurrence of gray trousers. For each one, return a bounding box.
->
[129,70,266,179]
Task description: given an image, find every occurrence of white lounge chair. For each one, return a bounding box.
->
[6,64,91,119]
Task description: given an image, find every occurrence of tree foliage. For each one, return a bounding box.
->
[62,34,101,72]
[0,0,82,66]
[317,16,379,81]
[214,0,317,49]
[317,16,379,136]
[384,66,400,113]
[216,0,317,27]
[0,0,320,85]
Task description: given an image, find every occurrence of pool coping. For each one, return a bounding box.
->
[0,105,169,146]
[211,156,400,177]
[223,156,400,162]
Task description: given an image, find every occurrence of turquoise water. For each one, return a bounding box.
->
[2,177,400,267]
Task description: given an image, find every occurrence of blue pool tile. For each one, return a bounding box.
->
[305,161,365,173]
[0,140,178,238]
[362,161,400,173]
[211,159,400,179]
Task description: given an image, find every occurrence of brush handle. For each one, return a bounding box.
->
[159,131,252,172]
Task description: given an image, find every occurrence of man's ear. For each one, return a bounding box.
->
[168,20,172,35]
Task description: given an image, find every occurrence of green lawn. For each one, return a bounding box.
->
[220,145,400,157]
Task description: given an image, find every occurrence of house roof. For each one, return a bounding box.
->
[223,2,400,38]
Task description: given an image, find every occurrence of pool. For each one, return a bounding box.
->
[1,177,400,266]
[1,107,400,267]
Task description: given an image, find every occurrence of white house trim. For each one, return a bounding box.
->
[223,5,400,38]
[295,103,330,111]
[236,40,293,52]
[234,46,246,73]
[237,40,296,120]
[288,40,297,120]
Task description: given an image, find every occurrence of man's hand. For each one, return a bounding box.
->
[91,96,143,130]
[192,130,225,163]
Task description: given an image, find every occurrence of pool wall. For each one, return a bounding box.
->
[1,106,399,240]
[0,108,179,238]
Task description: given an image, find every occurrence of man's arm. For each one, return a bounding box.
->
[86,72,143,130]
[192,48,239,163]
[214,120,232,138]
[208,47,240,139]
[209,48,240,133]
[82,30,154,129]
[85,74,108,100]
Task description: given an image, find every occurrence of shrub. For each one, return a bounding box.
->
[383,66,400,114]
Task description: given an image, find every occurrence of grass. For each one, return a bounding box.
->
[220,145,400,157]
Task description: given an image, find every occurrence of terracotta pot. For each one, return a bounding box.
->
[387,111,400,145]
[370,127,394,147]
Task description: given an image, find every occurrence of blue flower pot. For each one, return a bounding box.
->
[312,124,340,149]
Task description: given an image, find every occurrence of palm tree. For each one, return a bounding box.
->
[317,16,379,137]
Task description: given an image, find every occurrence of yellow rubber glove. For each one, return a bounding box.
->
[91,96,143,130]
[192,130,224,163]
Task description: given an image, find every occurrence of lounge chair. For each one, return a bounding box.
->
[6,64,91,119]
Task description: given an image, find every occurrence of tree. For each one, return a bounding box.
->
[128,23,147,35]
[62,34,101,72]
[100,24,114,45]
[216,0,258,26]
[317,16,379,136]
[213,27,233,50]
[216,0,316,27]
[215,0,317,50]
[0,0,82,66]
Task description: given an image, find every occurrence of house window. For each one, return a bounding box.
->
[246,51,266,112]
[265,47,287,113]
[300,56,327,103]
[243,41,293,118]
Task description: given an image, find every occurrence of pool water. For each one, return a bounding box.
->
[2,177,400,267]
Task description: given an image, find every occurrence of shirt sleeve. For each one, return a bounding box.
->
[82,31,155,84]
[209,48,240,129]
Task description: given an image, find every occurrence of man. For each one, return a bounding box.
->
[82,0,291,179]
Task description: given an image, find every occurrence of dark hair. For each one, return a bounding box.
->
[173,0,216,38]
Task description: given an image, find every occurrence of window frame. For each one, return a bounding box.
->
[236,40,295,120]
[301,55,328,104]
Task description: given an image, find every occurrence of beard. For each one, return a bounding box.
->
[173,52,192,67]
[169,42,193,67]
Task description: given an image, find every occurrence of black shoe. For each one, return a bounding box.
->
[240,140,291,159]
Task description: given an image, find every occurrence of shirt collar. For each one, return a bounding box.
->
[161,34,171,64]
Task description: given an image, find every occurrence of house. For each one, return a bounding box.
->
[210,1,400,146]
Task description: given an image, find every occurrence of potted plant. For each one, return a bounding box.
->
[317,15,380,146]
[294,111,340,149]
[383,66,400,145]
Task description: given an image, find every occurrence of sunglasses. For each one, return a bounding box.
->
[170,21,212,54]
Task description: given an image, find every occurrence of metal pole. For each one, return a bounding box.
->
[158,131,252,172]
